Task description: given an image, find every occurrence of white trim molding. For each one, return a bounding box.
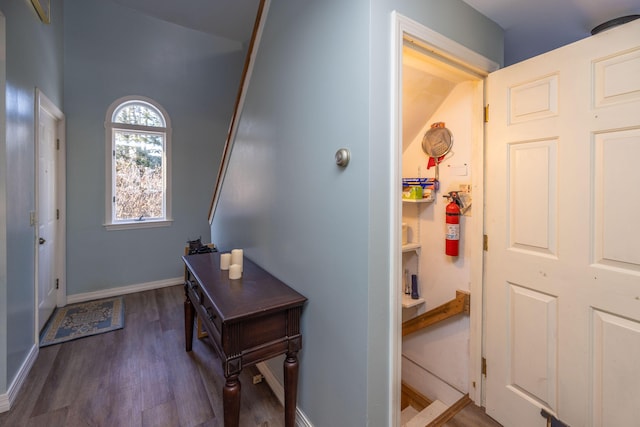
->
[391,10,498,411]
[394,13,499,76]
[256,361,313,427]
[0,344,38,413]
[34,88,67,335]
[66,276,182,305]
[104,95,172,229]
[103,218,173,231]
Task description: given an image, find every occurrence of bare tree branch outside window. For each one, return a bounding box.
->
[108,100,168,224]
[114,131,164,220]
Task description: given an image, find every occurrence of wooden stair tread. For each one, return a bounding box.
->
[401,406,420,425]
[404,400,448,427]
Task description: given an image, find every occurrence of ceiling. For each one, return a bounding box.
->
[108,0,640,63]
[109,0,261,43]
[463,0,640,65]
[402,45,474,153]
[109,0,639,148]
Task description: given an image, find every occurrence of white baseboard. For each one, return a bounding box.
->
[256,361,284,405]
[256,362,313,427]
[0,394,8,412]
[401,355,464,406]
[295,407,314,427]
[66,276,183,305]
[0,344,38,413]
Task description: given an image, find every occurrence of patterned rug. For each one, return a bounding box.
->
[39,297,125,347]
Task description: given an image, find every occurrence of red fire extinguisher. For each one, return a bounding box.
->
[445,192,462,256]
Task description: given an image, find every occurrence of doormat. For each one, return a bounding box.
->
[39,297,124,347]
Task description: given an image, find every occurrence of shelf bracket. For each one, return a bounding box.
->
[402,290,470,337]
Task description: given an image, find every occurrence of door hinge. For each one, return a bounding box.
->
[481,357,487,376]
[55,278,59,289]
[56,209,59,220]
[56,138,60,150]
[483,234,488,251]
[484,104,489,123]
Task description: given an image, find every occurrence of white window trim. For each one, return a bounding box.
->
[104,95,172,230]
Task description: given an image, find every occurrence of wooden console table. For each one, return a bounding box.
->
[183,252,307,427]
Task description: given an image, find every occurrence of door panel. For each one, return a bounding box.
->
[593,48,640,107]
[38,105,57,331]
[594,128,640,269]
[509,140,557,255]
[508,284,558,411]
[508,74,558,124]
[485,20,640,427]
[592,310,640,425]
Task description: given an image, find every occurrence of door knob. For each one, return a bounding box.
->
[39,237,46,245]
[335,148,350,167]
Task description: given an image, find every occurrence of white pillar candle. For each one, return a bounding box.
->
[229,264,242,280]
[231,249,243,272]
[220,253,231,270]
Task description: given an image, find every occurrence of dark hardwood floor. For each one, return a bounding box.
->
[0,285,284,427]
[444,403,502,427]
[0,285,500,426]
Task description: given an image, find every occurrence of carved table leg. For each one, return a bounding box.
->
[283,352,299,427]
[184,285,195,352]
[223,374,241,427]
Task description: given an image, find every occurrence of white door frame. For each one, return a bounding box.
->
[34,88,66,338]
[0,10,7,408]
[389,11,499,421]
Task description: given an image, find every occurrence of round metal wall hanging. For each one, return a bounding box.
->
[422,122,453,180]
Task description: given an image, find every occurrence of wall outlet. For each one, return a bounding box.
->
[29,211,36,226]
[459,183,471,194]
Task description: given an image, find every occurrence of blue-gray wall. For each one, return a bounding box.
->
[210,0,502,425]
[64,0,245,294]
[0,0,64,393]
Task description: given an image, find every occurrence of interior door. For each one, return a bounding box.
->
[484,20,640,427]
[37,103,58,331]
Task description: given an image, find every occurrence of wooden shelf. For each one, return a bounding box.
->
[402,197,434,203]
[402,243,421,253]
[402,294,425,308]
[401,190,433,311]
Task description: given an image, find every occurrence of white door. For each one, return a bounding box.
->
[37,100,59,330]
[484,20,640,427]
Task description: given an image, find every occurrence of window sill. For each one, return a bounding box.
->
[104,219,173,231]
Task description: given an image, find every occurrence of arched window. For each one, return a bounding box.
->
[105,96,172,229]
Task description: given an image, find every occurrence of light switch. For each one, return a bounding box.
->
[449,164,468,176]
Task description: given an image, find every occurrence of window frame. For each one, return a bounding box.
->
[104,95,172,230]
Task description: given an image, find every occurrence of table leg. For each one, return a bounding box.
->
[184,288,195,352]
[283,352,299,427]
[223,374,241,427]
